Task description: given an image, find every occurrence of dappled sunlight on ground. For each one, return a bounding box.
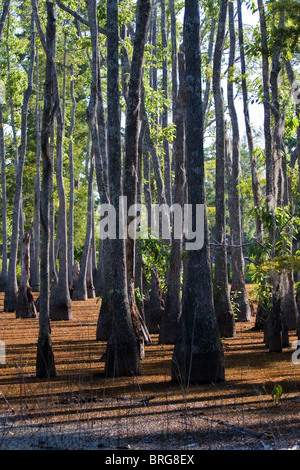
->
[0,288,299,450]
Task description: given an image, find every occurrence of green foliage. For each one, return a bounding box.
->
[247,202,300,311]
[271,384,283,405]
[137,232,171,292]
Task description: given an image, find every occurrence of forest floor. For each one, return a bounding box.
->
[0,286,299,451]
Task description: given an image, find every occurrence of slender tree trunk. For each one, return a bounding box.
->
[30,48,41,293]
[85,0,113,340]
[34,0,56,378]
[16,233,37,319]
[202,15,216,128]
[0,2,11,292]
[161,0,171,207]
[0,105,7,291]
[4,13,35,312]
[72,156,95,301]
[0,0,10,41]
[212,0,235,338]
[237,0,263,241]
[104,0,142,377]
[227,1,251,322]
[49,2,72,321]
[159,50,186,344]
[171,0,225,385]
[68,64,76,286]
[257,0,273,207]
[123,0,151,360]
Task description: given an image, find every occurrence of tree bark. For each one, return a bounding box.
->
[16,233,37,319]
[212,0,235,338]
[159,49,186,344]
[104,0,142,377]
[122,0,151,359]
[34,0,56,378]
[4,12,35,312]
[72,156,95,301]
[49,1,72,321]
[0,0,10,292]
[171,0,225,385]
[161,0,171,207]
[0,104,7,291]
[68,64,76,287]
[30,48,41,293]
[226,1,251,322]
[237,0,263,241]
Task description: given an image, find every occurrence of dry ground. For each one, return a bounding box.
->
[0,287,299,450]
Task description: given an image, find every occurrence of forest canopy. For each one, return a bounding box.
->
[0,0,299,381]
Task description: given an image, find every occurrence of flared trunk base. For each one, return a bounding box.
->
[36,335,56,379]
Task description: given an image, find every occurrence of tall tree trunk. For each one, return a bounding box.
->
[171,0,225,385]
[227,1,251,322]
[104,0,142,377]
[0,1,10,292]
[237,0,263,241]
[68,64,76,287]
[30,47,41,293]
[34,0,56,378]
[49,2,72,322]
[0,0,10,41]
[161,0,171,207]
[123,0,151,360]
[4,12,35,312]
[72,156,95,301]
[212,0,235,338]
[159,50,186,344]
[258,3,285,351]
[0,104,7,291]
[85,0,112,340]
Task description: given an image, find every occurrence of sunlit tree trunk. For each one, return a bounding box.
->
[104,0,142,377]
[16,233,37,319]
[227,1,251,323]
[4,12,35,313]
[171,0,225,385]
[159,50,186,344]
[212,0,235,338]
[34,0,56,378]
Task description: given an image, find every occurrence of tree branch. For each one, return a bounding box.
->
[55,0,107,36]
[31,0,46,52]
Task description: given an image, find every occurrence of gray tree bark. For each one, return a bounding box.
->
[68,64,76,287]
[237,0,263,241]
[30,47,41,293]
[0,104,7,291]
[171,0,225,385]
[4,12,35,312]
[0,1,10,291]
[72,156,95,301]
[212,0,235,338]
[104,0,142,377]
[34,0,56,378]
[16,233,37,319]
[161,0,171,207]
[226,1,251,323]
[159,49,186,344]
[49,2,72,321]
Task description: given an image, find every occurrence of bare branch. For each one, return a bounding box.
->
[55,0,107,36]
[31,0,46,52]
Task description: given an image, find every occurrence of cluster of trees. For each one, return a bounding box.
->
[0,0,299,383]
